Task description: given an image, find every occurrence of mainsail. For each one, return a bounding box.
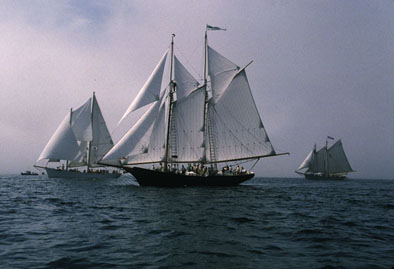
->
[326,140,353,173]
[37,93,115,168]
[206,46,275,162]
[102,35,280,168]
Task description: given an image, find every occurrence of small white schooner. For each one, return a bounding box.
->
[35,92,121,179]
[101,27,288,186]
[296,137,355,179]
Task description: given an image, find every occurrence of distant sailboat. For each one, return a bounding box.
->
[296,137,355,179]
[35,92,121,179]
[21,170,39,176]
[101,27,288,186]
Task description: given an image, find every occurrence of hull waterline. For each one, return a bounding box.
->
[45,168,121,179]
[124,167,254,187]
[304,173,347,180]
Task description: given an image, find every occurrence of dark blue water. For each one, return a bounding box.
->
[0,175,393,268]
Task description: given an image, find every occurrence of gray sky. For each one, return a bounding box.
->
[0,0,393,179]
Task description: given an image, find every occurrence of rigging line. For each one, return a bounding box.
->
[250,159,259,170]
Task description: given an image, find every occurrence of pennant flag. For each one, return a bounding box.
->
[327,136,335,140]
[206,24,226,31]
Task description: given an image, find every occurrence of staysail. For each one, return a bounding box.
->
[37,111,80,162]
[297,149,314,171]
[118,50,168,124]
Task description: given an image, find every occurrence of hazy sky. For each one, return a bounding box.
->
[0,0,393,179]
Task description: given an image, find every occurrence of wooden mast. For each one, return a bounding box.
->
[324,138,328,176]
[164,34,175,172]
[87,92,95,172]
[65,108,72,171]
[202,29,217,170]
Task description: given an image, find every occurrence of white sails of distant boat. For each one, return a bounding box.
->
[101,28,288,186]
[296,139,355,179]
[35,93,121,179]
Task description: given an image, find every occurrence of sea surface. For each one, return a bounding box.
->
[0,174,393,269]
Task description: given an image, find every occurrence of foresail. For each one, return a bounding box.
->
[89,96,115,167]
[71,98,93,141]
[207,46,239,102]
[174,55,199,101]
[118,50,168,124]
[172,86,205,162]
[125,97,168,164]
[297,149,314,171]
[207,70,275,162]
[144,97,168,162]
[37,112,80,162]
[327,140,353,173]
[102,100,161,162]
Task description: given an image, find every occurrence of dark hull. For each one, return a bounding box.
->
[21,172,38,176]
[304,173,346,180]
[124,167,254,187]
[45,168,121,179]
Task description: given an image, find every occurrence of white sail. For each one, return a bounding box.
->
[37,111,80,162]
[144,97,168,162]
[208,46,239,102]
[172,86,205,162]
[124,97,168,164]
[71,98,93,141]
[68,141,88,167]
[207,69,275,162]
[118,50,168,124]
[102,100,161,162]
[297,149,314,171]
[327,140,353,173]
[174,55,199,101]
[89,95,115,167]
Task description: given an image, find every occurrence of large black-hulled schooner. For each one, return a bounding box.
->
[101,27,288,186]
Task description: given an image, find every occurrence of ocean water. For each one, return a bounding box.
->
[0,175,393,269]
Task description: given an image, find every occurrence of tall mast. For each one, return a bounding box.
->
[65,108,72,171]
[87,92,95,172]
[204,31,208,84]
[324,138,328,175]
[202,30,217,168]
[164,34,176,172]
